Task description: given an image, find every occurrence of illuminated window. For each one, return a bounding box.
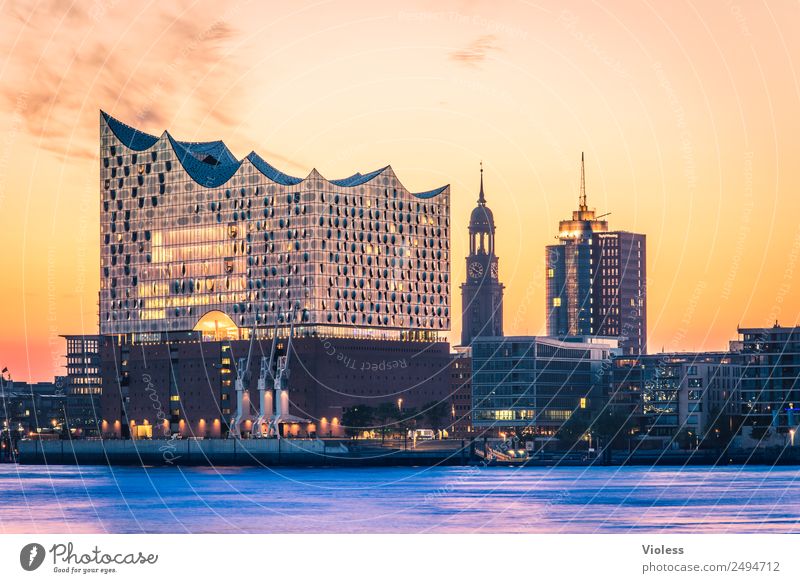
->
[135,425,153,439]
[580,397,587,409]
[553,298,561,307]
[547,268,554,278]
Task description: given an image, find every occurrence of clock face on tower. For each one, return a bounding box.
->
[490,262,499,279]
[468,261,484,279]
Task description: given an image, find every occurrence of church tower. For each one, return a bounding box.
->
[460,164,504,346]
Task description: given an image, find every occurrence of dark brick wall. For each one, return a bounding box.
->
[101,336,451,437]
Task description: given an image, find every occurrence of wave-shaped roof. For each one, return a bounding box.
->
[177,139,238,166]
[413,185,449,199]
[101,111,448,198]
[246,151,303,185]
[330,166,390,187]
[102,112,160,151]
[167,134,241,188]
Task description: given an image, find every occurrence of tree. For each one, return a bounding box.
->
[397,406,419,436]
[675,428,697,450]
[373,402,399,442]
[341,405,374,439]
[556,410,591,448]
[422,400,450,435]
[557,409,635,454]
[592,410,635,448]
[700,406,742,449]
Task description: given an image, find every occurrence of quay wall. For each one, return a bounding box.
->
[17,438,472,467]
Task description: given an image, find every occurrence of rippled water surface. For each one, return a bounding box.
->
[1,464,799,533]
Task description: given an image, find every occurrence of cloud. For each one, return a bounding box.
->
[0,1,250,160]
[449,34,500,67]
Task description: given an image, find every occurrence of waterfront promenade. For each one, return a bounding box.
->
[13,438,800,467]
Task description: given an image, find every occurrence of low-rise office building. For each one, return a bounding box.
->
[609,325,800,449]
[62,334,102,436]
[471,336,617,437]
[610,352,733,449]
[736,325,800,434]
[0,379,68,437]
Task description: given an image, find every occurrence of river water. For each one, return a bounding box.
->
[1,464,798,533]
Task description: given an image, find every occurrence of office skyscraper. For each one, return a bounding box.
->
[546,154,646,355]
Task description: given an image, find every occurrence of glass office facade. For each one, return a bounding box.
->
[471,336,614,433]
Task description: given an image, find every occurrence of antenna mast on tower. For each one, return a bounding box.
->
[579,151,587,211]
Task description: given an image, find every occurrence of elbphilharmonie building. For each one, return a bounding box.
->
[100,112,451,341]
[98,112,453,439]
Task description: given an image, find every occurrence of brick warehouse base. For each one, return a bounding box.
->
[100,336,452,439]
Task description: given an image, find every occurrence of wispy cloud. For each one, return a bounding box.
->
[0,1,248,160]
[449,34,500,67]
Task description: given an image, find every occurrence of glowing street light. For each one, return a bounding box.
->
[397,398,403,412]
[790,429,795,447]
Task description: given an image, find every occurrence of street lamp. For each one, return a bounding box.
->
[397,398,403,412]
[790,429,795,447]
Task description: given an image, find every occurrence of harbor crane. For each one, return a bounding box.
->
[267,313,297,439]
[230,309,307,439]
[251,331,278,439]
[228,324,257,439]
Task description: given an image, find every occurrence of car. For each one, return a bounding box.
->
[409,429,435,440]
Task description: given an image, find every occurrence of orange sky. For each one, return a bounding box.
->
[1,0,799,382]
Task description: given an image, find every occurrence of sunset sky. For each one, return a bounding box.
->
[1,0,799,381]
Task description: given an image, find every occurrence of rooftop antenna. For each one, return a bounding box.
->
[579,152,587,211]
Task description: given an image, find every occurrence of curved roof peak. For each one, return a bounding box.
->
[330,165,390,187]
[246,151,303,185]
[166,133,240,188]
[306,168,324,180]
[101,110,160,151]
[100,111,447,197]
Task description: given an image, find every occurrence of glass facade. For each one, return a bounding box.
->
[546,240,593,337]
[99,112,450,339]
[545,198,646,354]
[472,336,613,432]
[738,326,800,430]
[610,352,730,444]
[62,335,102,395]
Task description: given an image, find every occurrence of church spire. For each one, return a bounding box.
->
[478,161,486,205]
[579,152,587,211]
